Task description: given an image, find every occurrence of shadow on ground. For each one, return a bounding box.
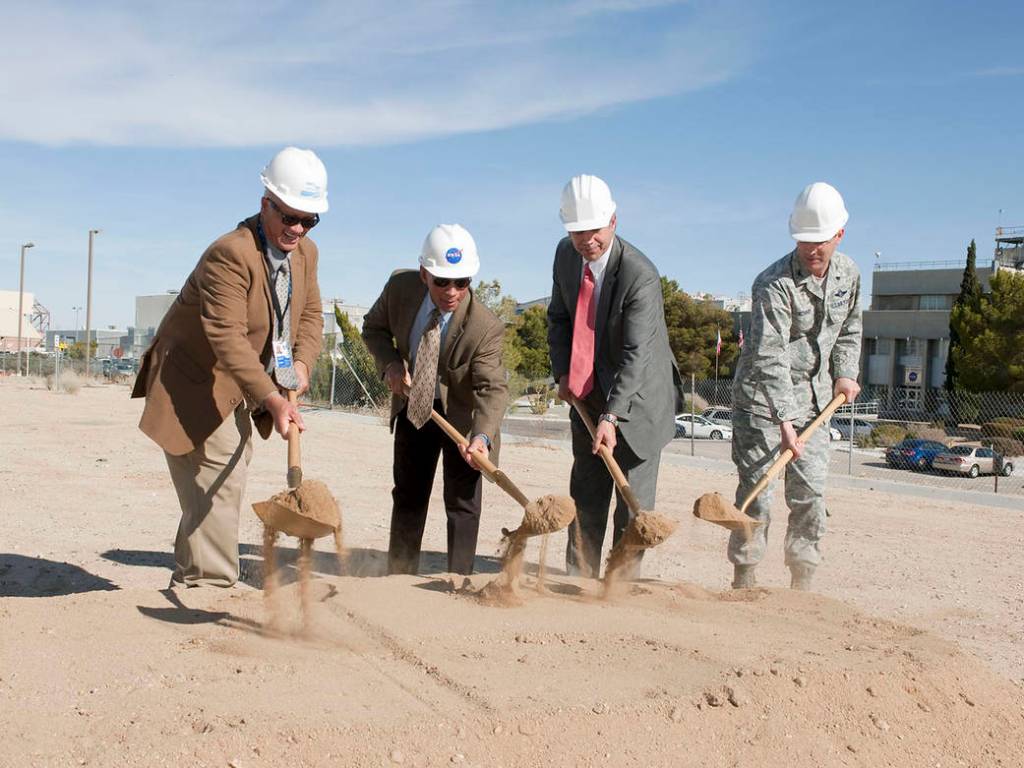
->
[0,553,119,597]
[102,546,503,590]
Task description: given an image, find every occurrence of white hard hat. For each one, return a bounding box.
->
[789,182,848,242]
[419,224,480,279]
[260,147,329,214]
[559,174,616,232]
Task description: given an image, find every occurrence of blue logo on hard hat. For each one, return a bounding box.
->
[445,247,463,264]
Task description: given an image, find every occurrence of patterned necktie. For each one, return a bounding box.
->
[272,261,299,390]
[567,264,596,398]
[406,309,441,428]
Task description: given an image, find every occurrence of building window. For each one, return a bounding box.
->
[919,295,950,310]
[901,338,922,358]
[875,295,915,310]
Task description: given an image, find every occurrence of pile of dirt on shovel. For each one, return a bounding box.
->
[265,479,340,530]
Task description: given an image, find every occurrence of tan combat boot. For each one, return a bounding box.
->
[732,564,757,589]
[790,564,815,591]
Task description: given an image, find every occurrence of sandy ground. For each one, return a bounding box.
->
[1,377,1023,767]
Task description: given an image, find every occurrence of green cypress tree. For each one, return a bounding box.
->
[945,239,982,393]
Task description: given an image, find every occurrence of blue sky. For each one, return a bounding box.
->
[1,0,1021,330]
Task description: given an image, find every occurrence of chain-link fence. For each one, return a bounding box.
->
[498,374,1024,498]
[304,335,389,418]
[0,350,139,388]
[668,378,1024,497]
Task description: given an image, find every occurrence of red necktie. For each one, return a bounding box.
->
[568,264,596,398]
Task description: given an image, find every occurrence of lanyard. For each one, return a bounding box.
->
[257,219,293,338]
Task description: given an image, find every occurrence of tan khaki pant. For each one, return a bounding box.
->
[165,406,253,587]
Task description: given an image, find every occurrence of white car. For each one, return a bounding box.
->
[674,414,732,440]
[701,407,733,427]
[829,426,842,441]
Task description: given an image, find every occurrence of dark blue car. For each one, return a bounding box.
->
[884,439,949,471]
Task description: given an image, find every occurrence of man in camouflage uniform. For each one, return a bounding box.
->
[730,182,862,591]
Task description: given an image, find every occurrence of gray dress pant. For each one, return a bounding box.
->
[566,393,661,578]
[165,406,253,587]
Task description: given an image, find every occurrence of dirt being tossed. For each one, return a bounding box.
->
[253,479,341,540]
[692,491,759,537]
[520,494,576,536]
[604,511,678,588]
[619,510,677,549]
[477,495,578,606]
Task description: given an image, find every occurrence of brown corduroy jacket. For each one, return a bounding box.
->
[361,270,508,460]
[132,215,323,455]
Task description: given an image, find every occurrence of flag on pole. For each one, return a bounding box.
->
[738,328,744,348]
[715,327,722,357]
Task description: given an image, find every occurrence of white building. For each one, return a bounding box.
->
[0,290,44,352]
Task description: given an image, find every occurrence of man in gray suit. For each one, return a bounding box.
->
[547,174,685,577]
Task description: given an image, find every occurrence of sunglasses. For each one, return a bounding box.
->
[267,197,320,230]
[432,277,471,289]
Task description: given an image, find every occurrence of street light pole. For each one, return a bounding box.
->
[73,305,83,332]
[84,229,100,377]
[17,242,35,376]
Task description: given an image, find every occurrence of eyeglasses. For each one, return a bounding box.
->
[266,197,320,230]
[432,277,471,289]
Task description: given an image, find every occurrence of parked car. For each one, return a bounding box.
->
[830,417,875,440]
[932,446,1014,478]
[884,439,949,471]
[828,426,842,441]
[674,414,732,440]
[701,407,733,427]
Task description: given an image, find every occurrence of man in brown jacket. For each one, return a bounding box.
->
[132,147,328,588]
[362,224,507,575]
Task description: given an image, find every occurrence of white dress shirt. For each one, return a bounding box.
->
[580,243,613,309]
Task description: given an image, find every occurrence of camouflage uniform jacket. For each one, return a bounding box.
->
[732,249,862,424]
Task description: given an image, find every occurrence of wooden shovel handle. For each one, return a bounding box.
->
[738,393,847,515]
[429,409,531,509]
[286,391,301,487]
[568,395,643,516]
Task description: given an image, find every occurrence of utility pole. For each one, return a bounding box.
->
[84,229,100,377]
[17,242,35,376]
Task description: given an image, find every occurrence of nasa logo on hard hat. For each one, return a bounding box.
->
[445,247,463,264]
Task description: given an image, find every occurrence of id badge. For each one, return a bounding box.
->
[272,339,294,369]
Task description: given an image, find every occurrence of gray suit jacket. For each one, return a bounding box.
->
[547,236,685,460]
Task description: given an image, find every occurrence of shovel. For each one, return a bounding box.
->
[253,390,343,627]
[692,393,848,538]
[430,409,576,539]
[566,396,678,581]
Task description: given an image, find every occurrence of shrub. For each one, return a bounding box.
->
[44,372,81,394]
[986,437,1024,458]
[981,418,1024,439]
[864,423,907,448]
[679,393,708,415]
[905,425,950,443]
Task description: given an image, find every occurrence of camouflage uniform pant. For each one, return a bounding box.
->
[727,410,830,568]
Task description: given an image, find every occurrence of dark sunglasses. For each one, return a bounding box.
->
[432,276,471,289]
[267,197,320,230]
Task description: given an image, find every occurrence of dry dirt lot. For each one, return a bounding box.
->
[1,378,1022,767]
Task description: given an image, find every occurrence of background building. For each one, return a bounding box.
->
[862,228,1022,416]
[0,290,45,353]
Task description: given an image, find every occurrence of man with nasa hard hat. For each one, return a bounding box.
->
[547,174,685,578]
[362,224,508,575]
[133,147,328,588]
[729,181,863,591]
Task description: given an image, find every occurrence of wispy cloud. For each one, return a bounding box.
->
[973,66,1024,78]
[0,0,758,147]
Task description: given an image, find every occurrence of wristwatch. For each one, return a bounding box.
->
[598,413,618,426]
